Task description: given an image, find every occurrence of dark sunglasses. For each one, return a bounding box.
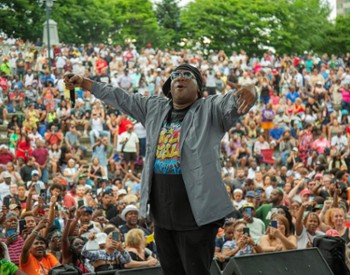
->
[170,71,195,81]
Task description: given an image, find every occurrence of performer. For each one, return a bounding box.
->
[65,64,256,275]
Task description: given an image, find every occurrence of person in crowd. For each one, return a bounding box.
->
[222,220,257,257]
[82,230,131,272]
[19,218,59,274]
[324,207,350,243]
[259,214,297,252]
[295,201,324,249]
[0,241,25,275]
[124,228,159,268]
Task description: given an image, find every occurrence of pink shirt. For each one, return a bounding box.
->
[340,89,350,103]
[313,138,330,154]
[32,147,49,165]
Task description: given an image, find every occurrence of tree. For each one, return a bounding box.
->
[269,0,332,54]
[155,0,181,48]
[108,0,159,48]
[180,0,279,54]
[0,0,43,41]
[324,15,350,54]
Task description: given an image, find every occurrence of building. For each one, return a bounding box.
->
[337,0,350,16]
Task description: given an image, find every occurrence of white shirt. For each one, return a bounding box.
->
[133,122,146,139]
[297,227,324,249]
[0,182,10,204]
[331,135,348,151]
[119,131,139,153]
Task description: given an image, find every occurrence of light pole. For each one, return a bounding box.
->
[45,0,54,72]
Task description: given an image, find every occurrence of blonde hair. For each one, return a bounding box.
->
[325,207,345,228]
[125,228,144,249]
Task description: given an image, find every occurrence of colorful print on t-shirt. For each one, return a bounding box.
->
[154,120,181,174]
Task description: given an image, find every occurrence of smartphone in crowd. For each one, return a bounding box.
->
[243,227,250,236]
[6,229,16,237]
[35,184,41,194]
[245,208,252,217]
[112,231,120,241]
[87,224,94,231]
[3,196,10,208]
[19,219,26,235]
[78,200,84,208]
[271,220,278,228]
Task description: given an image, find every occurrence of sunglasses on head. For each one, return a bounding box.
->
[170,71,195,81]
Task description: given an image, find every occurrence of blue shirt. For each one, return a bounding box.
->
[286,92,300,103]
[270,128,284,140]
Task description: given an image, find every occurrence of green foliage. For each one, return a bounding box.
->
[1,0,350,55]
[155,0,181,48]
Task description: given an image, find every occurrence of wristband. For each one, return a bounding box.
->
[32,230,40,237]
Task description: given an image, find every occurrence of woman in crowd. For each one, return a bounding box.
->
[15,131,32,161]
[82,231,131,272]
[88,157,106,185]
[124,228,159,269]
[325,207,350,243]
[222,221,257,257]
[7,115,22,137]
[259,214,297,252]
[295,202,324,249]
[48,143,62,175]
[63,158,80,187]
[107,112,119,148]
[20,219,60,275]
[0,162,22,184]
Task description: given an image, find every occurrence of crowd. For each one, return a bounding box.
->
[0,36,350,274]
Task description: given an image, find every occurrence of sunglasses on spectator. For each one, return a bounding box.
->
[170,71,195,81]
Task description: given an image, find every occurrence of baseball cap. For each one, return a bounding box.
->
[300,189,312,197]
[245,191,256,198]
[117,189,127,196]
[31,170,39,176]
[242,203,255,209]
[2,171,11,178]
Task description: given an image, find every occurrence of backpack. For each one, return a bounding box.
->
[49,264,82,275]
[313,235,350,275]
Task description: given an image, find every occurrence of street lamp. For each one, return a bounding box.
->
[45,0,54,72]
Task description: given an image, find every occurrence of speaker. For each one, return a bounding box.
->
[223,248,333,275]
[116,266,163,275]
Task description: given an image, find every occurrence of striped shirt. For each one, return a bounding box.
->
[1,236,24,266]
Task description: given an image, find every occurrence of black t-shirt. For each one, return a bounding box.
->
[151,106,198,230]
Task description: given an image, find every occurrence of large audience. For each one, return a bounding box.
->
[0,36,350,274]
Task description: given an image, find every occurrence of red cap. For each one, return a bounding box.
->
[300,189,312,197]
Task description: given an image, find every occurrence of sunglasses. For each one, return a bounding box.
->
[170,71,195,81]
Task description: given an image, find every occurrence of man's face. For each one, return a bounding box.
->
[30,239,46,258]
[270,190,281,203]
[18,186,26,197]
[170,70,199,105]
[125,211,138,226]
[6,216,18,231]
[80,212,92,224]
[51,187,60,197]
[102,194,112,206]
[25,216,36,229]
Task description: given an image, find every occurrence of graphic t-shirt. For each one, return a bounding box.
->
[153,110,183,175]
[151,107,198,230]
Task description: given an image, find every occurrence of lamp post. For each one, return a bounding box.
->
[45,0,54,72]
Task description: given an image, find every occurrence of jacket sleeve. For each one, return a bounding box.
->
[91,82,163,125]
[208,90,254,132]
